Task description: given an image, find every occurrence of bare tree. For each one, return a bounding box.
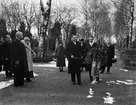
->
[1,1,22,30]
[34,8,42,36]
[50,4,79,46]
[21,2,36,32]
[40,0,52,56]
[77,0,90,39]
[113,0,135,48]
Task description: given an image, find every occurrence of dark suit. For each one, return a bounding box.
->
[80,42,86,70]
[0,43,4,72]
[12,39,28,86]
[56,45,66,71]
[66,41,82,84]
[3,42,13,77]
[100,44,115,73]
[84,42,98,81]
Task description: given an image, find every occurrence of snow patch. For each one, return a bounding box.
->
[0,72,38,90]
[87,88,94,99]
[119,69,128,72]
[103,92,115,104]
[91,80,97,85]
[116,80,136,85]
[0,71,5,75]
[106,80,136,85]
[33,72,38,77]
[0,80,13,90]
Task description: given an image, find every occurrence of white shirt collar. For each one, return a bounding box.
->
[73,41,76,45]
[89,41,94,46]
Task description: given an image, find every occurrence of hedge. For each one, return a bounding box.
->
[120,48,136,70]
[33,56,53,63]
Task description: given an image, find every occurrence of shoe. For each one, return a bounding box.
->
[14,84,25,87]
[78,83,83,85]
[59,70,63,72]
[96,77,99,82]
[72,82,76,85]
[14,84,18,87]
[100,72,104,74]
[89,76,93,82]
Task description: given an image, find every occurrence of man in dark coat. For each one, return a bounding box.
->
[3,35,13,77]
[55,42,66,72]
[66,35,82,85]
[0,37,4,72]
[80,38,86,71]
[12,31,29,87]
[100,40,115,73]
[84,36,98,82]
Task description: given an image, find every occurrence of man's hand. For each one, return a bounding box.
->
[5,58,8,60]
[71,55,74,58]
[32,52,36,57]
[15,61,19,65]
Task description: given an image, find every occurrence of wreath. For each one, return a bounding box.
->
[85,47,103,64]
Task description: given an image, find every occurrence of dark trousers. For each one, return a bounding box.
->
[85,64,93,80]
[0,59,3,72]
[4,59,12,77]
[71,73,81,84]
[101,66,111,73]
[14,66,24,86]
[0,65,2,72]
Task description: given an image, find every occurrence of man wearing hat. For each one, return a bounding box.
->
[80,38,86,71]
[66,35,82,85]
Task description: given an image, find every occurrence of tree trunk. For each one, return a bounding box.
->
[47,37,50,52]
[42,0,52,57]
[129,3,134,48]
[126,35,129,48]
[42,31,46,57]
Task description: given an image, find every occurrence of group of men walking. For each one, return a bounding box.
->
[1,31,115,87]
[65,35,115,85]
[0,31,35,87]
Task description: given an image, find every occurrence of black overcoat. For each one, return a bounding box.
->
[84,42,98,62]
[3,42,12,71]
[106,45,115,67]
[84,42,98,56]
[0,43,4,71]
[12,39,29,80]
[55,46,66,67]
[66,41,82,74]
[80,42,86,58]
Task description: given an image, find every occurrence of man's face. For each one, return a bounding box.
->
[6,35,11,42]
[18,33,23,40]
[89,37,94,43]
[107,40,110,45]
[0,37,4,43]
[72,36,77,42]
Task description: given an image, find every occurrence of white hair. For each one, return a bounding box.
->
[15,31,23,38]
